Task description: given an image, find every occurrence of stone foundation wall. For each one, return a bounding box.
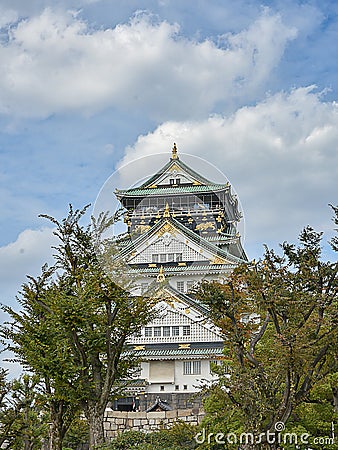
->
[104,408,205,439]
[138,392,202,411]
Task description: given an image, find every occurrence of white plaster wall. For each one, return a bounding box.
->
[140,359,219,394]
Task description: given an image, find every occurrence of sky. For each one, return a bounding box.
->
[1,0,338,357]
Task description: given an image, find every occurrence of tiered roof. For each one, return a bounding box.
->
[115,144,242,223]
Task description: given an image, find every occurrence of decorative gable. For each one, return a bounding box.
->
[139,144,212,189]
[126,219,236,266]
[146,161,201,187]
[128,299,223,345]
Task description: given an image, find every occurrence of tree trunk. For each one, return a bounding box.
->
[48,421,63,450]
[333,386,338,414]
[87,404,106,449]
[48,403,66,450]
[23,407,33,450]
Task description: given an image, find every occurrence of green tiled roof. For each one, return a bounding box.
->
[128,263,236,274]
[206,233,237,241]
[115,184,228,197]
[123,347,224,359]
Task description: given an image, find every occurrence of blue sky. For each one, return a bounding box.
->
[1,0,338,339]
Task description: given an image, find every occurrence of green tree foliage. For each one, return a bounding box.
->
[195,207,338,449]
[62,416,89,449]
[1,205,155,449]
[0,373,47,450]
[0,368,14,447]
[1,267,79,450]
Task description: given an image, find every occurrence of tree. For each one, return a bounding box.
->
[196,208,338,449]
[1,268,80,450]
[9,375,47,450]
[0,368,19,448]
[288,373,338,450]
[0,373,47,450]
[1,205,155,449]
[62,416,89,450]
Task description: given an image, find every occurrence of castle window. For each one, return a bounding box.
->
[160,253,166,263]
[163,326,170,337]
[160,385,165,391]
[183,325,191,336]
[145,327,152,337]
[152,254,159,263]
[172,326,179,336]
[175,253,183,262]
[154,327,161,337]
[169,178,181,185]
[177,281,184,293]
[183,360,201,375]
[183,385,188,390]
[168,253,174,262]
[183,361,191,375]
[193,361,201,374]
[175,385,179,390]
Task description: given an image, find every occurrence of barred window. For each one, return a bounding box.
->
[145,327,152,337]
[160,253,167,263]
[183,325,191,336]
[163,326,170,337]
[183,360,201,375]
[154,327,161,337]
[177,281,184,293]
[172,326,179,336]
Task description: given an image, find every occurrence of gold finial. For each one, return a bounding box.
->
[171,142,178,160]
[157,265,165,283]
[163,203,170,218]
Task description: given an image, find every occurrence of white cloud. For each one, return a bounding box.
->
[116,87,338,256]
[0,227,57,309]
[0,8,296,119]
[0,7,18,28]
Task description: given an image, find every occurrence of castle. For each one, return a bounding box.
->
[113,144,247,411]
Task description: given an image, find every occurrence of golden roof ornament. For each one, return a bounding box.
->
[163,203,171,218]
[156,265,166,283]
[171,142,178,160]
